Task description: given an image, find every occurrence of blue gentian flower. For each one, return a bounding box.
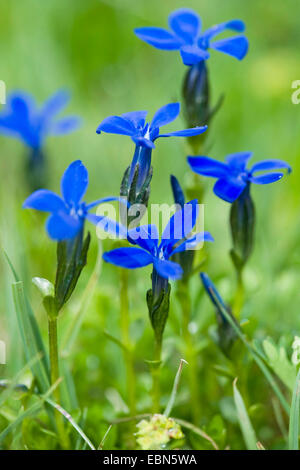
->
[188,152,292,203]
[134,8,248,66]
[96,102,207,191]
[0,90,81,149]
[23,160,125,241]
[103,199,213,298]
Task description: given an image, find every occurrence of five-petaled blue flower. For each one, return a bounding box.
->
[103,199,214,298]
[0,90,81,150]
[134,8,249,66]
[23,160,124,240]
[188,152,292,203]
[97,102,207,191]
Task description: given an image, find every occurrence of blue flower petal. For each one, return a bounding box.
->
[151,102,180,129]
[134,27,183,50]
[210,36,249,60]
[9,92,34,118]
[40,90,70,120]
[225,152,253,170]
[170,175,185,208]
[187,156,230,178]
[171,231,214,255]
[249,173,283,185]
[61,160,88,206]
[168,8,201,44]
[213,177,246,203]
[103,247,153,269]
[200,272,228,311]
[46,212,82,240]
[86,214,127,238]
[0,92,38,147]
[180,45,210,65]
[86,196,129,210]
[251,159,292,174]
[158,125,207,139]
[131,135,155,148]
[96,115,136,136]
[128,224,159,254]
[121,111,147,128]
[23,189,65,212]
[202,19,246,40]
[153,258,183,280]
[51,116,82,135]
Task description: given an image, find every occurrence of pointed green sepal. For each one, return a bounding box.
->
[54,231,91,312]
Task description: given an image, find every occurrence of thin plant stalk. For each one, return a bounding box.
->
[120,268,136,416]
[164,359,187,417]
[233,269,245,317]
[178,280,201,423]
[48,318,70,449]
[151,337,162,413]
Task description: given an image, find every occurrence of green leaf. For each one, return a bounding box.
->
[289,368,300,450]
[0,353,43,408]
[12,281,50,393]
[263,338,296,392]
[32,277,54,298]
[233,378,258,450]
[0,379,61,444]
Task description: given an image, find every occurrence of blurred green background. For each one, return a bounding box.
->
[0,0,300,450]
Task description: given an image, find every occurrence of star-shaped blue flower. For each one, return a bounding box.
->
[103,199,214,282]
[134,8,249,66]
[23,160,125,240]
[97,102,207,190]
[0,90,81,150]
[188,152,292,203]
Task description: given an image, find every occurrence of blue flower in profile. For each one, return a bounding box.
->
[97,102,207,192]
[0,90,81,149]
[23,160,125,241]
[188,152,292,203]
[134,8,248,66]
[103,199,213,298]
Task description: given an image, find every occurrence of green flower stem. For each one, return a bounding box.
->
[233,269,245,318]
[120,269,136,416]
[48,318,70,449]
[151,336,162,414]
[177,280,200,424]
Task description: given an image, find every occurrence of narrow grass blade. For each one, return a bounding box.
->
[45,398,96,450]
[60,358,78,411]
[0,379,61,444]
[75,408,88,450]
[164,359,187,417]
[103,330,129,352]
[288,368,300,450]
[98,425,113,450]
[233,378,258,450]
[203,276,290,415]
[175,418,219,450]
[12,282,50,392]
